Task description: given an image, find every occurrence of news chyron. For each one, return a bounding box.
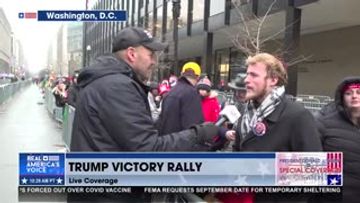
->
[18,10,127,21]
[18,152,343,202]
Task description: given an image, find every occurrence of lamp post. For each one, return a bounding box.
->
[82,0,89,68]
[172,0,180,75]
[86,45,92,66]
[10,32,15,74]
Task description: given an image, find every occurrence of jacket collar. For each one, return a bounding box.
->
[178,76,195,87]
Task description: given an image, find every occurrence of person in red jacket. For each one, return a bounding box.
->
[196,76,220,123]
[197,77,231,151]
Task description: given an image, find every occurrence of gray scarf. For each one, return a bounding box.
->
[240,86,285,137]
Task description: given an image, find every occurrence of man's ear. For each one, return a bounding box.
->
[126,47,137,63]
[270,76,279,87]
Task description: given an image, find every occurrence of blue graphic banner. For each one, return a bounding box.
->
[37,10,127,21]
[18,152,343,187]
[19,153,65,186]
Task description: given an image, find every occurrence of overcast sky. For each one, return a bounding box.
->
[0,0,86,73]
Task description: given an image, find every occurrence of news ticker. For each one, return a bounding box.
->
[19,186,342,194]
[19,10,127,21]
[19,152,342,188]
[18,186,343,202]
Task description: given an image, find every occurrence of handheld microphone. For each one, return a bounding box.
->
[215,105,241,126]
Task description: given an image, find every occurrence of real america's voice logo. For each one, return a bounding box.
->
[19,153,65,186]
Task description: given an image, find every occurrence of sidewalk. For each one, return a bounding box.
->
[0,84,65,203]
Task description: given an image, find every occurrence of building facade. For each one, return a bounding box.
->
[12,38,27,77]
[13,39,25,70]
[57,25,68,76]
[47,41,57,74]
[84,0,360,96]
[0,7,12,73]
[67,23,83,76]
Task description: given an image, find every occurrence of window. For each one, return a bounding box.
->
[147,11,153,30]
[155,5,163,38]
[193,0,204,23]
[229,48,247,80]
[210,0,225,16]
[134,0,139,24]
[215,48,230,88]
[178,0,188,29]
[148,0,154,13]
[166,0,173,32]
[232,0,250,8]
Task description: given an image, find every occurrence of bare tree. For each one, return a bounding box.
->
[151,51,174,81]
[230,0,310,66]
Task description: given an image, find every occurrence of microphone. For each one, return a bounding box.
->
[215,105,241,126]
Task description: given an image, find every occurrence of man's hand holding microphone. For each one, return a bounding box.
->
[191,105,241,146]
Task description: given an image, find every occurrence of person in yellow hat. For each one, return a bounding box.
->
[181,61,201,76]
[156,62,205,142]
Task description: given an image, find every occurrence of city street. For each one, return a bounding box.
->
[0,84,64,203]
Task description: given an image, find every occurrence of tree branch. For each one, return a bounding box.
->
[256,0,278,53]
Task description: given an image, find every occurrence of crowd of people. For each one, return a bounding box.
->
[38,27,359,203]
[0,72,26,84]
[37,71,80,108]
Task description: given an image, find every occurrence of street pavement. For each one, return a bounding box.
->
[0,84,65,203]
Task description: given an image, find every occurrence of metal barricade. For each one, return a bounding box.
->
[295,97,321,103]
[0,85,5,104]
[0,80,31,105]
[216,91,228,109]
[324,98,335,103]
[225,91,235,105]
[296,101,328,115]
[217,90,236,109]
[54,108,63,122]
[44,88,64,123]
[294,94,334,115]
[43,89,75,150]
[297,94,331,103]
[62,104,76,149]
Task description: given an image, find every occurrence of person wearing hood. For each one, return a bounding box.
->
[316,77,360,203]
[69,27,220,202]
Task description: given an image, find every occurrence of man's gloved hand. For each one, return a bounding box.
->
[191,122,220,144]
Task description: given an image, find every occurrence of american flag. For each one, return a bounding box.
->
[48,155,60,161]
[327,152,342,173]
[18,12,37,19]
